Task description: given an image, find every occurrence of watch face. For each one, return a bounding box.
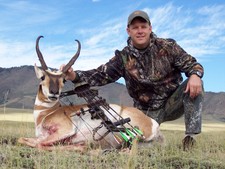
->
[196,71,202,77]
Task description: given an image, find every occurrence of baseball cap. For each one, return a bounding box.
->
[127,10,150,26]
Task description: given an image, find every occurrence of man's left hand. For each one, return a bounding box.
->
[184,75,203,99]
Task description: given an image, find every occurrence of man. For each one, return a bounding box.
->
[63,10,204,150]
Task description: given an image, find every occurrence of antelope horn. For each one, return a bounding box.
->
[62,40,81,73]
[36,36,48,71]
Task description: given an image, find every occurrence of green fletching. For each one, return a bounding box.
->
[126,128,135,139]
[119,132,129,142]
[133,127,143,136]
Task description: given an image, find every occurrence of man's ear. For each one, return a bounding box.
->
[126,27,131,36]
[149,25,152,32]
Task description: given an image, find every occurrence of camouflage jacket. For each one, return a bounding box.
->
[74,33,204,110]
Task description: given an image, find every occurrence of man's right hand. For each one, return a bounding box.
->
[60,64,76,81]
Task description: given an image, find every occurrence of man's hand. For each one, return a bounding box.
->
[60,64,76,81]
[184,75,203,99]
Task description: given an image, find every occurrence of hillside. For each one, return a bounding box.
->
[0,66,224,122]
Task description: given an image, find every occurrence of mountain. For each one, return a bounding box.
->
[0,66,224,122]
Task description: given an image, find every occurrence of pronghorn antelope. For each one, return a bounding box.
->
[18,36,162,152]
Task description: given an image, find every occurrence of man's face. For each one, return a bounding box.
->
[127,18,152,49]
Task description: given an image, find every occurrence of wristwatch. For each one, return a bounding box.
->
[190,70,203,78]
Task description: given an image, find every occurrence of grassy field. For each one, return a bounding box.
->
[0,108,225,169]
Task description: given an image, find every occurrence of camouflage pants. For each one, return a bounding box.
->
[138,79,204,135]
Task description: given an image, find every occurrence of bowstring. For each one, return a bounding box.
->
[59,93,117,149]
[60,83,144,147]
[81,89,139,134]
[76,89,136,146]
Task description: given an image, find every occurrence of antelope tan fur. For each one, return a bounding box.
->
[18,36,162,152]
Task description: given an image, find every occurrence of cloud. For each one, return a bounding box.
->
[0,40,36,67]
[143,3,225,60]
[1,1,225,69]
[74,20,127,69]
[84,23,124,46]
[0,1,61,38]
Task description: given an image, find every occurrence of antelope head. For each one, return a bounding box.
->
[34,36,81,102]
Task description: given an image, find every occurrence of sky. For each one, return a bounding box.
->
[0,0,225,93]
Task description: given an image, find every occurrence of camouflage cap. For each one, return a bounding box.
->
[127,10,150,25]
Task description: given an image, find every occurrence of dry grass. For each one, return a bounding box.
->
[0,108,225,169]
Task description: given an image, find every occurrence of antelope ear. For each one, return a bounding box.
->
[34,64,44,79]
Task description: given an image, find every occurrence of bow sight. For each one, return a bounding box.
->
[60,82,145,148]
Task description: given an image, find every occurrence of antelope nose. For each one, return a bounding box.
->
[50,90,59,95]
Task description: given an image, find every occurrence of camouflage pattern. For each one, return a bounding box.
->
[75,33,204,134]
[141,79,203,134]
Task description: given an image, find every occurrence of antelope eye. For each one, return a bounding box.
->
[41,76,45,81]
